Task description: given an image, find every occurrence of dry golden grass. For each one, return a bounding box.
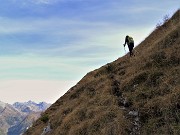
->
[24,9,180,135]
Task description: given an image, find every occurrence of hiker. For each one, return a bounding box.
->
[123,35,134,57]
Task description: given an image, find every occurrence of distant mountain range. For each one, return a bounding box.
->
[0,100,51,135]
[13,100,51,113]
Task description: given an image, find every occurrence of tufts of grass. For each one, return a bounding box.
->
[146,71,164,87]
[122,71,148,92]
[40,114,49,123]
[150,51,167,66]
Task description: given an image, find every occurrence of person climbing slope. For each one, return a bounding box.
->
[123,35,134,57]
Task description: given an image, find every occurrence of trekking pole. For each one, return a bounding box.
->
[124,46,126,54]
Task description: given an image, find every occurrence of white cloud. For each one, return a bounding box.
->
[11,0,58,5]
[11,0,89,5]
[0,15,152,62]
[34,0,55,4]
[0,16,112,35]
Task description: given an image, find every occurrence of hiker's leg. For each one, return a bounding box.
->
[131,48,134,56]
[131,51,133,56]
[128,45,131,56]
[129,46,133,56]
[132,49,135,56]
[129,51,132,56]
[131,43,135,56]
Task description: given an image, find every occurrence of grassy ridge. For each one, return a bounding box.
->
[24,9,180,135]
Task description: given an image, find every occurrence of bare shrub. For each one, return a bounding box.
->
[156,14,170,29]
[163,14,170,23]
[156,22,162,29]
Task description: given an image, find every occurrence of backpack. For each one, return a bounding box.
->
[128,36,134,44]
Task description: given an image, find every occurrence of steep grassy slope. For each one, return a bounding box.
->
[25,10,180,135]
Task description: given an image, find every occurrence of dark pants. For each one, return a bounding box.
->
[128,43,134,56]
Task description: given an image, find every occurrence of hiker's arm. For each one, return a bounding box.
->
[124,37,128,46]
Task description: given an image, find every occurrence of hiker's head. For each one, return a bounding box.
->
[126,35,129,38]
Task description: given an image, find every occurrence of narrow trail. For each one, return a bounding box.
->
[107,64,141,135]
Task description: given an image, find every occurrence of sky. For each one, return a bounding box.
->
[0,0,179,104]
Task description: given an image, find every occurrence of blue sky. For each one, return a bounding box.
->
[0,0,179,103]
